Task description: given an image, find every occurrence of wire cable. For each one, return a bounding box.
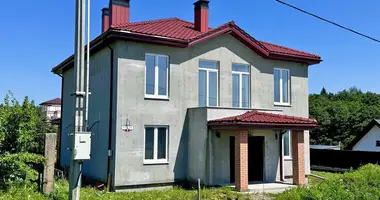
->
[276,0,380,43]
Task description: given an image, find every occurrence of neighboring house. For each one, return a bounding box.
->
[347,119,380,152]
[310,145,340,150]
[40,98,61,120]
[52,0,321,192]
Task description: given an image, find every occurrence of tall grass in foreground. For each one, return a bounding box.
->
[275,164,380,200]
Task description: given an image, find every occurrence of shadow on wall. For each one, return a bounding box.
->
[173,110,190,185]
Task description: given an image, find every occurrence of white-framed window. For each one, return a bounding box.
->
[144,126,169,164]
[283,131,292,159]
[145,54,169,99]
[274,68,290,105]
[232,63,250,108]
[199,60,219,107]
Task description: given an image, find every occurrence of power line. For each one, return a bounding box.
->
[275,0,380,43]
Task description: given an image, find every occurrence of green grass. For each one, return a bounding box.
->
[274,164,380,200]
[308,170,343,185]
[0,179,252,200]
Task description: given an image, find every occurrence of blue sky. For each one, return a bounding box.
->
[0,0,379,104]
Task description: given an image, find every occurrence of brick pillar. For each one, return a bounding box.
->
[292,130,305,185]
[235,130,248,192]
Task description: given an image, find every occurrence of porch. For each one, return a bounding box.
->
[208,110,317,192]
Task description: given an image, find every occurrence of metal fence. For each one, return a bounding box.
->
[310,149,380,171]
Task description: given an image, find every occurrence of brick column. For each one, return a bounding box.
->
[235,130,248,192]
[292,130,305,185]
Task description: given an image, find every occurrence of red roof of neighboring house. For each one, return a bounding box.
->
[40,98,61,106]
[208,110,317,129]
[52,18,321,73]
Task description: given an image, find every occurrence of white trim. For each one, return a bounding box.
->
[274,68,290,105]
[144,53,169,99]
[232,64,250,108]
[199,61,219,107]
[143,125,169,164]
[282,130,292,160]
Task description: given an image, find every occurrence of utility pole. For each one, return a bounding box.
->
[69,0,91,199]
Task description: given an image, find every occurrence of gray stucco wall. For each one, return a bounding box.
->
[58,32,312,187]
[210,129,280,185]
[60,68,74,169]
[110,34,311,186]
[60,48,111,182]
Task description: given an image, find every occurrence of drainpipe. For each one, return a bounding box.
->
[106,45,114,192]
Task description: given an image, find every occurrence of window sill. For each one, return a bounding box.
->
[144,95,170,101]
[274,102,291,107]
[143,160,169,165]
[284,157,292,161]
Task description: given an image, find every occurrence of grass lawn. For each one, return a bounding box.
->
[308,170,343,185]
[274,164,380,200]
[0,179,255,200]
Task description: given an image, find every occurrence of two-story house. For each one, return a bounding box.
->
[52,0,321,192]
[40,98,61,120]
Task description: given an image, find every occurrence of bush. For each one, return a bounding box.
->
[275,164,380,200]
[0,153,45,190]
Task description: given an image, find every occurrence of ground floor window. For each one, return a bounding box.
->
[283,131,292,159]
[144,126,169,164]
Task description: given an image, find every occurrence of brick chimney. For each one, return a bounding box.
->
[110,0,130,26]
[194,0,209,33]
[102,8,110,32]
[101,0,130,32]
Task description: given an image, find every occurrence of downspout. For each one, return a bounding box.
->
[57,73,64,168]
[106,45,114,192]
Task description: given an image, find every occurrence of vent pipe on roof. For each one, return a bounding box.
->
[102,8,110,32]
[194,0,209,33]
[109,0,130,27]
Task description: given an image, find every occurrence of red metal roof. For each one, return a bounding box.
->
[40,98,61,105]
[208,110,317,129]
[52,18,321,73]
[111,18,321,61]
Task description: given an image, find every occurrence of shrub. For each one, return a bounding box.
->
[275,164,380,200]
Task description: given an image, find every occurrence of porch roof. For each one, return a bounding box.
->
[208,110,317,130]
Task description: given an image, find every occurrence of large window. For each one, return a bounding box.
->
[199,60,219,107]
[144,126,169,164]
[145,54,169,99]
[274,68,290,105]
[283,131,292,159]
[232,64,250,108]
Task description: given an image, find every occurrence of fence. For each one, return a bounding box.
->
[310,149,380,171]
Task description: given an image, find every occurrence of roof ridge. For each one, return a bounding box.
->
[258,40,320,58]
[188,21,233,41]
[111,17,180,29]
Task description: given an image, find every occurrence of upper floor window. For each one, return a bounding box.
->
[145,54,169,99]
[274,68,290,105]
[199,60,219,107]
[144,126,169,164]
[376,141,380,147]
[283,131,292,159]
[232,64,250,108]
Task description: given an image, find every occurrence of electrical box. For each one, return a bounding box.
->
[73,132,92,160]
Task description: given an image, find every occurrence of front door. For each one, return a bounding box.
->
[230,136,264,183]
[248,136,264,182]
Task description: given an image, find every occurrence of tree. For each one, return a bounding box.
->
[310,87,380,148]
[0,92,55,189]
